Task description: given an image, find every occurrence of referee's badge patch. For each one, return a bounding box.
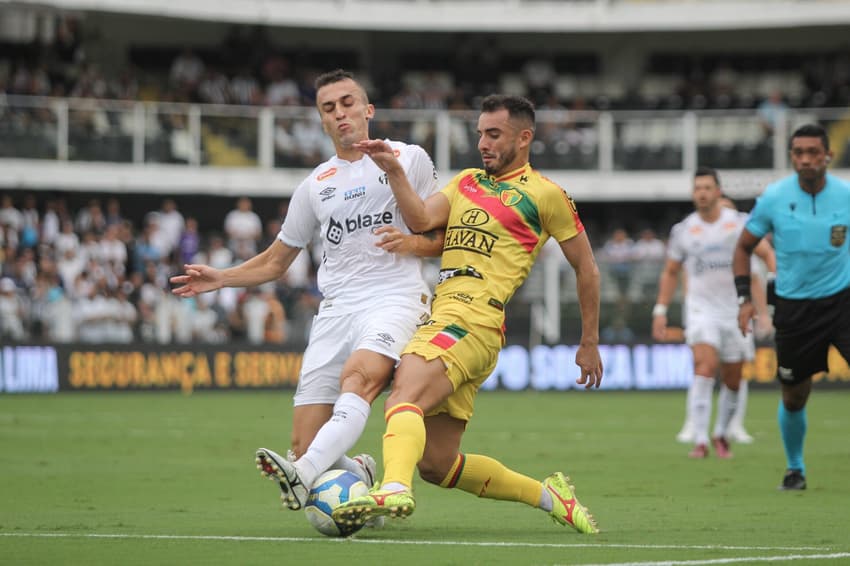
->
[830,225,847,247]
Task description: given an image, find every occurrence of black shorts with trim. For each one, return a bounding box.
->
[773,286,850,384]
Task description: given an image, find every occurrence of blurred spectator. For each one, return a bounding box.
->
[133,220,164,274]
[601,314,636,344]
[107,286,137,343]
[157,198,185,255]
[231,284,287,344]
[74,283,110,343]
[170,48,205,93]
[178,217,201,265]
[41,198,62,245]
[104,197,125,227]
[190,293,227,343]
[30,268,71,342]
[224,197,262,259]
[629,227,666,302]
[265,58,301,106]
[75,199,106,235]
[197,68,230,105]
[600,228,635,305]
[522,56,556,104]
[99,224,128,275]
[230,67,261,106]
[0,195,23,239]
[10,247,37,290]
[80,230,103,264]
[0,277,27,341]
[19,194,40,249]
[56,246,85,291]
[54,218,80,259]
[757,90,789,137]
[199,233,234,269]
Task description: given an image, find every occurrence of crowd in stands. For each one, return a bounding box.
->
[0,192,322,345]
[4,16,850,113]
[1,191,675,345]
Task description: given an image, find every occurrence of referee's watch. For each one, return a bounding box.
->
[737,295,752,306]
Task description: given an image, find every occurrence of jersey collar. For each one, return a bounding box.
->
[490,162,532,184]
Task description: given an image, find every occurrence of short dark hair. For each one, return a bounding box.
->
[789,123,829,151]
[480,94,536,130]
[315,69,356,91]
[694,165,720,186]
[314,69,369,104]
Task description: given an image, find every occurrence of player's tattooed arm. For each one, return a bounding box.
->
[374,226,445,257]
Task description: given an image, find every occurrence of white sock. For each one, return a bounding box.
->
[713,384,739,439]
[729,379,749,430]
[690,375,715,445]
[681,377,698,432]
[332,455,370,484]
[296,392,371,489]
[539,487,553,512]
[380,481,408,492]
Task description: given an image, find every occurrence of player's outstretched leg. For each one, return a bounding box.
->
[332,487,415,527]
[256,447,308,510]
[542,472,599,534]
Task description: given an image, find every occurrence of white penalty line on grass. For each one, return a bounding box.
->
[579,553,850,565]
[0,533,832,553]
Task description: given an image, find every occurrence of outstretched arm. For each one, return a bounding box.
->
[170,239,300,298]
[374,226,445,257]
[560,232,603,389]
[353,139,450,232]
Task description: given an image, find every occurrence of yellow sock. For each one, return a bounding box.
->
[382,403,425,489]
[440,453,543,508]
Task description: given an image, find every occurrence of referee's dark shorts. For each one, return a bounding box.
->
[773,286,850,385]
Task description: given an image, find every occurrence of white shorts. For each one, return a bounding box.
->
[293,298,430,406]
[685,314,754,363]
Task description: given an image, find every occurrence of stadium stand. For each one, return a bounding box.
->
[2,0,850,345]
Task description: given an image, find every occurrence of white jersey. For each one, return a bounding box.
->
[278,139,438,316]
[667,207,744,321]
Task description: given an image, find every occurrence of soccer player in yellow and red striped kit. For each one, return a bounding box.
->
[333,94,603,534]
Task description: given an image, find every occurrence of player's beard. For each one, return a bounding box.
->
[483,146,518,177]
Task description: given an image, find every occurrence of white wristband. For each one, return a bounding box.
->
[652,304,668,317]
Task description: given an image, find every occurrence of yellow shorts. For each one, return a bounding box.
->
[401,316,502,421]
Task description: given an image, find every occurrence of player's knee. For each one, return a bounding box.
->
[416,460,448,486]
[340,370,386,404]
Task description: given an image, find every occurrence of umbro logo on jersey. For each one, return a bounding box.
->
[345,186,366,201]
[319,186,337,201]
[376,333,395,346]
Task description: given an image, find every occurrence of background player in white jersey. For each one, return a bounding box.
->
[673,196,775,445]
[652,167,775,458]
[170,69,442,513]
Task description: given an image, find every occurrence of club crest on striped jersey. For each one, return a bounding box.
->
[499,188,523,207]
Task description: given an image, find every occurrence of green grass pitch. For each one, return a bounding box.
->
[1,389,849,565]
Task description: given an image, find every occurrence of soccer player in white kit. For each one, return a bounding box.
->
[652,167,774,458]
[171,69,442,512]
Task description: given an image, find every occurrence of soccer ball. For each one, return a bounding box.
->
[304,469,369,537]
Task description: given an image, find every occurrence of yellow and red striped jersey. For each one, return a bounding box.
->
[433,162,584,330]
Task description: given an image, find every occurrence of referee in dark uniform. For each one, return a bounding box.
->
[733,123,850,490]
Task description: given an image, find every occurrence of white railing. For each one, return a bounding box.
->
[2,95,849,199]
